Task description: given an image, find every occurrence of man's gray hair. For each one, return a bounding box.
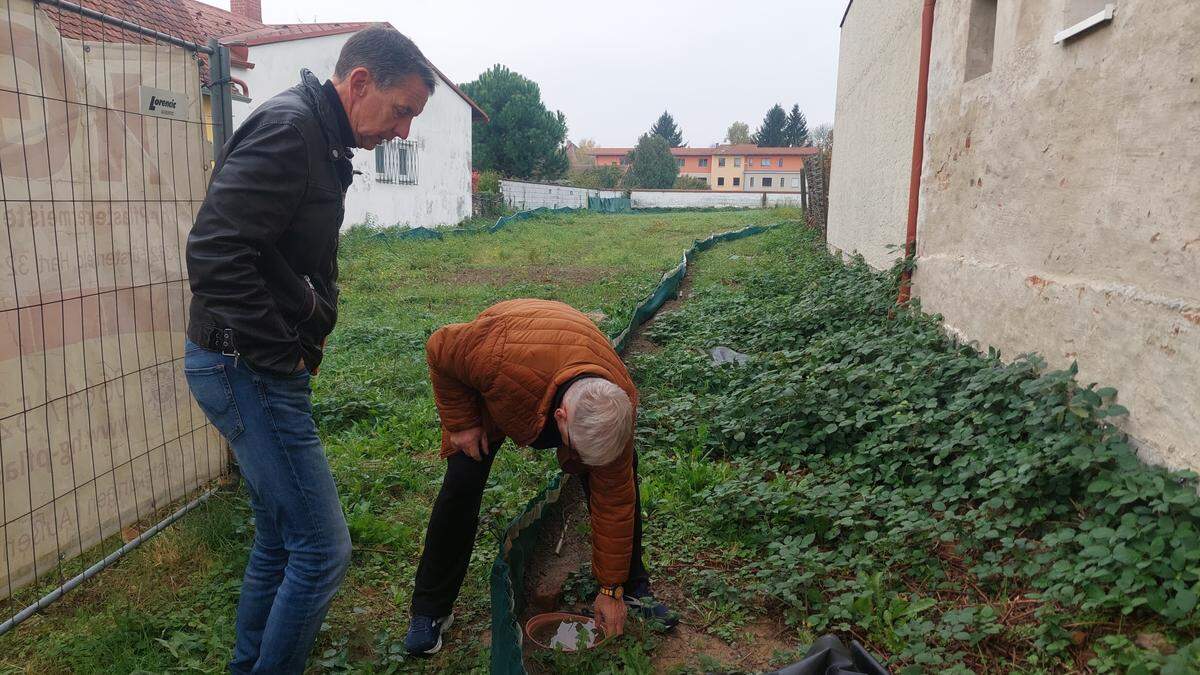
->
[334,26,438,93]
[563,378,633,467]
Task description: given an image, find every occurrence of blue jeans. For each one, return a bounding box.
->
[183,340,351,675]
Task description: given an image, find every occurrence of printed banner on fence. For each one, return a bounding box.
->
[0,0,221,602]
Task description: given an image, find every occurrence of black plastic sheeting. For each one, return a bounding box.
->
[767,635,890,675]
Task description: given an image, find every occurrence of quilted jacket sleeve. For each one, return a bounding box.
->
[586,440,637,586]
[425,320,493,433]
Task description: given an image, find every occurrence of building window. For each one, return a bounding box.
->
[777,158,783,167]
[749,176,755,187]
[734,157,742,167]
[620,155,631,166]
[718,157,726,167]
[965,0,998,81]
[375,139,418,185]
[699,158,709,167]
[760,158,770,167]
[676,158,684,167]
[791,177,800,188]
[717,176,725,186]
[1056,0,1115,43]
[762,177,773,188]
[732,177,740,186]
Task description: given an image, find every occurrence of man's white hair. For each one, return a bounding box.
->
[563,378,633,467]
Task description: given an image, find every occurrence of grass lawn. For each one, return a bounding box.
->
[0,208,798,674]
[4,209,1197,675]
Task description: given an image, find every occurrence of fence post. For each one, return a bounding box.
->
[207,38,234,172]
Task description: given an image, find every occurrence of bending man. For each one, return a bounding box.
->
[405,299,676,654]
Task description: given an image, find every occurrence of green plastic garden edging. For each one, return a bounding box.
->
[488,222,780,674]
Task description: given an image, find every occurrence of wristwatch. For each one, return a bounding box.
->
[598,584,624,599]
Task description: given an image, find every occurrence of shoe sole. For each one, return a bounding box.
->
[410,614,454,656]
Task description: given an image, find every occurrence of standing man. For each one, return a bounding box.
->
[183,28,435,674]
[405,299,676,655]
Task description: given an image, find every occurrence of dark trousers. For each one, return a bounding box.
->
[410,445,650,617]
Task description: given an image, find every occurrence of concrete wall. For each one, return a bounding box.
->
[630,190,803,209]
[909,0,1200,472]
[499,180,622,210]
[231,34,473,229]
[826,0,923,269]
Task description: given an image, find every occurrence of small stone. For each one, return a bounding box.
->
[1134,632,1176,655]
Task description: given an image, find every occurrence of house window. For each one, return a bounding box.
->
[791,177,800,188]
[777,158,783,167]
[620,155,631,166]
[965,0,998,81]
[676,158,684,167]
[749,176,755,187]
[699,158,709,167]
[375,139,418,185]
[762,177,773,188]
[717,176,725,186]
[734,157,742,167]
[732,177,740,186]
[718,157,726,167]
[760,158,770,167]
[1056,0,1115,43]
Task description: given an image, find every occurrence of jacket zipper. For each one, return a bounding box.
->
[301,275,317,323]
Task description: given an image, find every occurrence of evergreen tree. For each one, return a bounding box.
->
[624,133,678,189]
[752,104,788,147]
[461,64,569,180]
[648,111,685,147]
[784,104,810,147]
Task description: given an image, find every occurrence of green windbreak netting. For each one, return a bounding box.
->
[489,222,779,674]
[587,196,632,213]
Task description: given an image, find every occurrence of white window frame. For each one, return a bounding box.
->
[760,158,770,167]
[734,157,742,167]
[1054,3,1115,43]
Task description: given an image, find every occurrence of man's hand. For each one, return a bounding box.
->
[593,592,627,637]
[449,426,489,461]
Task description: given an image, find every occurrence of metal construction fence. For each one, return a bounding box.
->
[0,0,233,634]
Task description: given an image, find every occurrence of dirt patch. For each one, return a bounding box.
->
[520,476,592,672]
[652,618,799,673]
[444,266,614,287]
[522,476,590,617]
[624,273,694,360]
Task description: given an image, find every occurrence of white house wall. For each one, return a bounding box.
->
[230,33,472,230]
[826,0,923,269]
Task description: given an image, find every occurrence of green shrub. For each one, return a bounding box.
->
[673,175,709,190]
[477,169,501,194]
[568,165,624,190]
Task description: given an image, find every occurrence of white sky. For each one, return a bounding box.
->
[199,0,845,147]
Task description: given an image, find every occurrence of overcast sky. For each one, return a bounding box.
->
[200,0,844,147]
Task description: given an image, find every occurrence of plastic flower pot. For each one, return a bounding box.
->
[524,612,608,652]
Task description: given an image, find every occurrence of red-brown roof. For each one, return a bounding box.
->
[591,144,819,157]
[220,21,377,46]
[39,0,488,121]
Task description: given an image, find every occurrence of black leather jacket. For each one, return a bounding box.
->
[186,70,354,375]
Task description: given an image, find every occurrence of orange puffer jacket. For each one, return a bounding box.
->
[425,299,638,586]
